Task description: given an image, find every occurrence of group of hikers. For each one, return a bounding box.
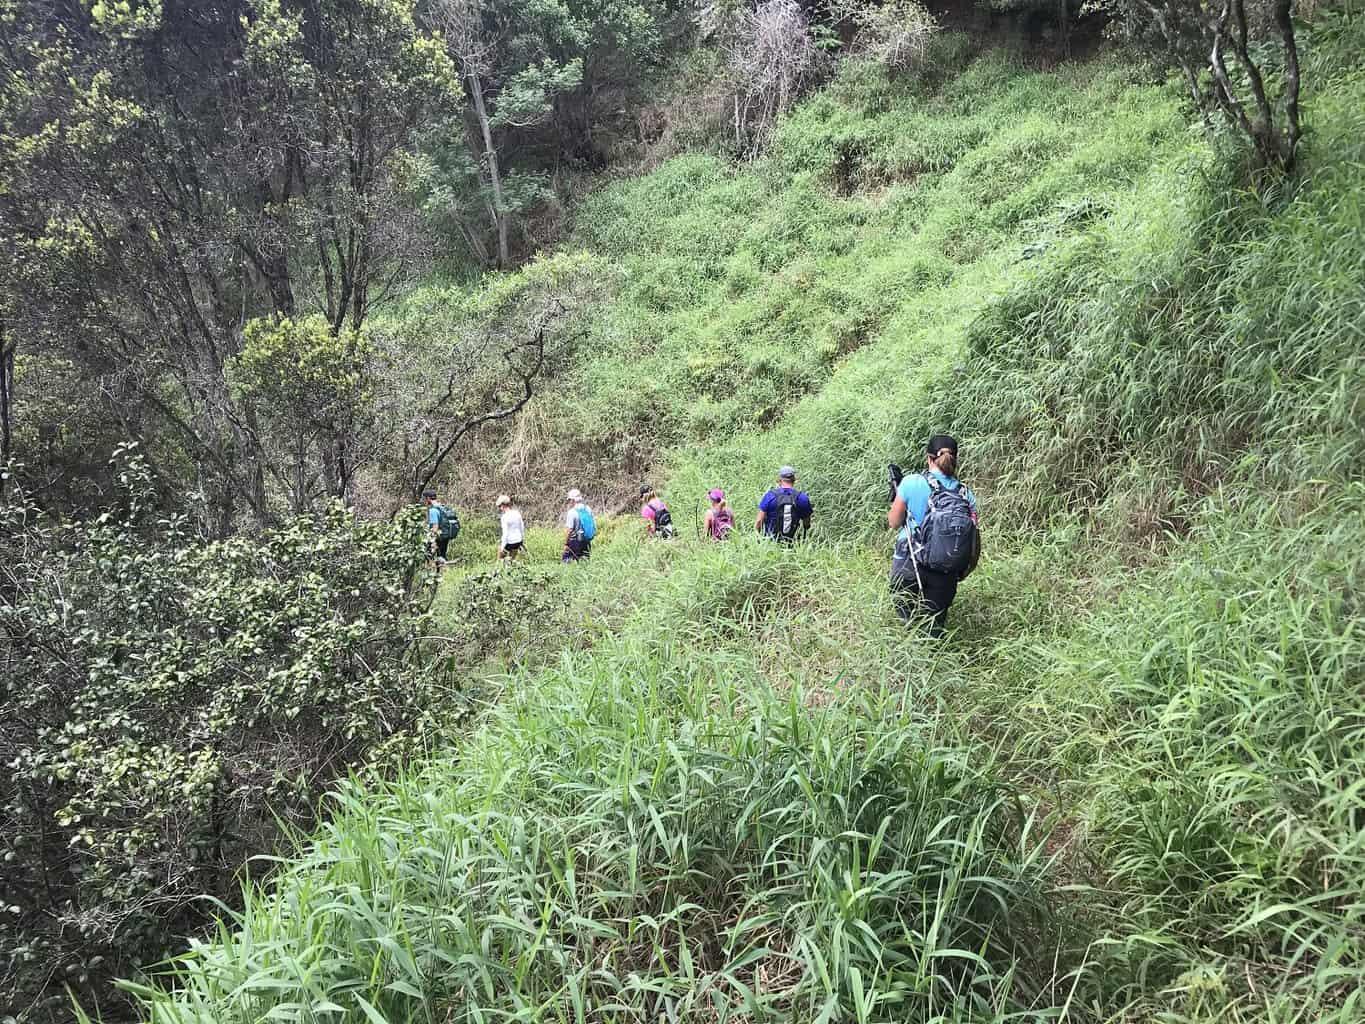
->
[422,434,980,636]
[638,467,812,544]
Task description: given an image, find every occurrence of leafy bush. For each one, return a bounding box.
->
[0,460,449,1021]
[852,0,939,75]
[434,565,565,666]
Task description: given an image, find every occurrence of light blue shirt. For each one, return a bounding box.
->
[897,470,976,544]
[427,504,441,527]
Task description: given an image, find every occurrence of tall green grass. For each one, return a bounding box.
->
[120,637,1056,1023]
[1051,490,1364,1021]
[439,44,1195,516]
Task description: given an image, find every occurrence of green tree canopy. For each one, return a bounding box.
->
[0,0,457,526]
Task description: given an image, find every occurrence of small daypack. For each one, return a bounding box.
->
[912,474,976,576]
[570,505,597,542]
[770,490,801,541]
[710,507,734,540]
[651,501,674,537]
[436,504,461,542]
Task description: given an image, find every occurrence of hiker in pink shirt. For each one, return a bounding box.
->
[704,488,734,540]
[638,484,675,538]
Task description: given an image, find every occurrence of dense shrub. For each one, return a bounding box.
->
[0,461,448,1021]
[434,566,565,665]
[852,0,938,75]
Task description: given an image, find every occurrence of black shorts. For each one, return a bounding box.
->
[502,540,524,553]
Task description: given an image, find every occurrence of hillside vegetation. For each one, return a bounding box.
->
[31,12,1365,1024]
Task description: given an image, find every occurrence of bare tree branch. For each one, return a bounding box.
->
[409,299,570,498]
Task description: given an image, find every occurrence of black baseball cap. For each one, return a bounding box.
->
[926,434,958,455]
[639,483,653,497]
[422,489,437,499]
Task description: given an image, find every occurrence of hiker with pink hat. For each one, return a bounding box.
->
[703,488,734,541]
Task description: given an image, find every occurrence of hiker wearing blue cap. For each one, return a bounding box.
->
[887,434,980,637]
[756,466,812,543]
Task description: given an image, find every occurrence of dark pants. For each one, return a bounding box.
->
[562,539,591,562]
[431,535,451,560]
[890,565,958,638]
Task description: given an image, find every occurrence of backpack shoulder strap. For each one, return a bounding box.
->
[923,471,943,493]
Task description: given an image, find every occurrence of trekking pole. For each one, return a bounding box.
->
[891,462,925,596]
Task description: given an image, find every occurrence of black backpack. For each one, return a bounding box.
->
[436,504,461,542]
[770,490,802,541]
[652,502,674,536]
[913,474,977,575]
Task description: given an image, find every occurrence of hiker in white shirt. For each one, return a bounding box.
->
[496,495,525,562]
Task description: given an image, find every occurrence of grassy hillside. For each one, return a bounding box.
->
[390,37,1197,519]
[117,17,1365,1024]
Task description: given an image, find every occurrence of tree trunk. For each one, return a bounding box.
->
[456,212,492,267]
[0,323,14,498]
[294,430,309,516]
[1273,0,1301,170]
[468,70,510,269]
[238,407,268,527]
[335,441,352,505]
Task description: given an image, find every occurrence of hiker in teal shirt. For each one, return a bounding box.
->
[888,435,980,637]
[424,489,459,564]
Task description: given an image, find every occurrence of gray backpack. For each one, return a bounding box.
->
[913,474,977,576]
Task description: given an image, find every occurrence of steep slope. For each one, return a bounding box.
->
[400,41,1196,518]
[120,19,1365,1024]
